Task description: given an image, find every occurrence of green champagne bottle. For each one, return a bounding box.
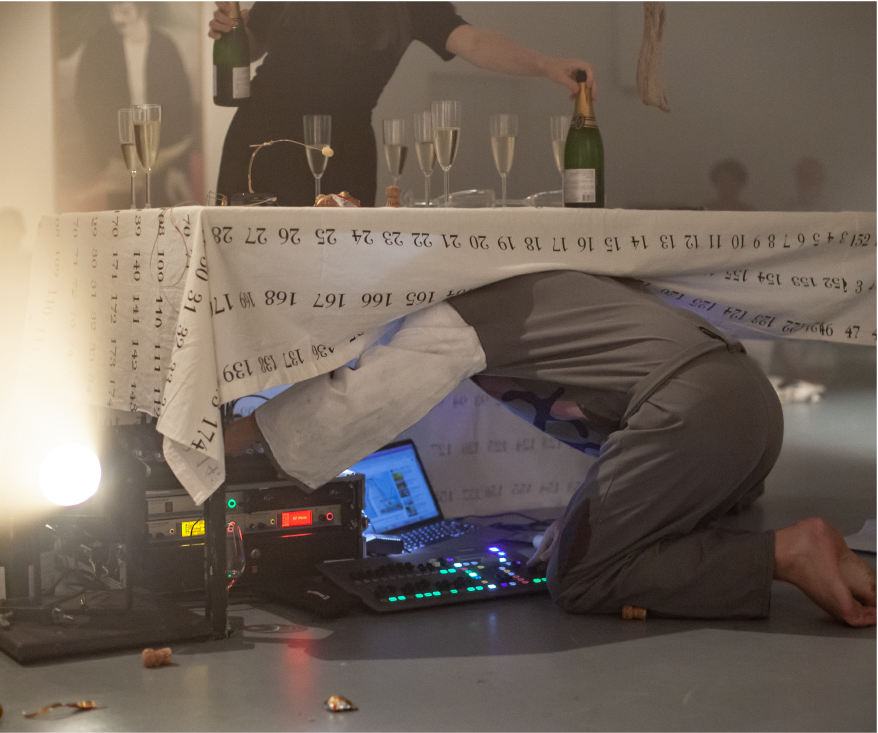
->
[563,70,604,208]
[213,1,250,107]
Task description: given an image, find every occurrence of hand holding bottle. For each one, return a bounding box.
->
[542,58,597,100]
[208,1,249,40]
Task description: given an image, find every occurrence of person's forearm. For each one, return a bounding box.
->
[446,25,594,97]
[448,26,548,79]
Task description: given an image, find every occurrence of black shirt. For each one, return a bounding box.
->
[218,2,468,206]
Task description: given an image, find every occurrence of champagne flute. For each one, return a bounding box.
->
[551,114,569,197]
[382,119,408,188]
[413,111,436,206]
[490,114,517,207]
[303,114,331,200]
[118,108,138,209]
[431,100,461,206]
[132,104,161,209]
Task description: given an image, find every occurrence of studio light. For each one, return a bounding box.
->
[38,442,102,507]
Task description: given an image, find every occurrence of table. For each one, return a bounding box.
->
[17,206,876,504]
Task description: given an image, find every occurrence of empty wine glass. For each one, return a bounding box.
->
[431,100,461,206]
[117,108,137,209]
[490,114,517,207]
[550,114,569,196]
[382,119,408,188]
[303,114,331,200]
[225,520,245,591]
[132,104,161,208]
[413,111,436,206]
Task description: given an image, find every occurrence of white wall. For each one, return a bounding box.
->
[0,2,54,243]
[1,2,874,223]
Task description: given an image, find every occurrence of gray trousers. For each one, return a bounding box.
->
[448,271,784,619]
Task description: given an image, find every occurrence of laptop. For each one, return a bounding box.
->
[344,440,505,553]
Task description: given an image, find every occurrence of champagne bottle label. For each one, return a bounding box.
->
[232,67,250,99]
[564,169,597,204]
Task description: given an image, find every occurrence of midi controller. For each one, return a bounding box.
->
[319,542,549,613]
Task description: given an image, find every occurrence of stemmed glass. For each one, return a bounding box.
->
[551,114,569,198]
[382,119,408,188]
[303,115,331,200]
[132,104,161,209]
[490,114,517,207]
[117,108,138,209]
[413,112,436,205]
[431,100,461,206]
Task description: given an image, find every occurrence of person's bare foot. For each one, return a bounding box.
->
[774,518,877,627]
[223,413,260,456]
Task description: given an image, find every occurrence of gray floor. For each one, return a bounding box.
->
[1,356,875,732]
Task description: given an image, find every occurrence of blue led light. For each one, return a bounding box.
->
[488,584,497,589]
[488,546,500,552]
[454,562,462,567]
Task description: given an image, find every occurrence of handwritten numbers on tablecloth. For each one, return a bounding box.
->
[315,228,336,245]
[352,229,373,245]
[578,237,594,252]
[223,360,253,383]
[264,290,293,307]
[279,227,301,245]
[757,272,781,286]
[246,228,267,245]
[406,291,435,307]
[313,293,345,309]
[361,293,392,308]
[183,290,202,314]
[212,227,233,245]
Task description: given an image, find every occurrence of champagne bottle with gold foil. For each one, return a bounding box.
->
[213,1,250,107]
[563,70,604,207]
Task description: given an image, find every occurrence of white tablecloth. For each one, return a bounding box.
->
[19,206,876,503]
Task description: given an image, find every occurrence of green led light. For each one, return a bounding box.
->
[476,586,484,591]
[467,587,474,592]
[533,578,541,583]
[415,593,424,598]
[388,597,397,602]
[433,591,441,596]
[398,595,406,600]
[450,589,458,594]
[439,569,447,574]
[227,498,237,509]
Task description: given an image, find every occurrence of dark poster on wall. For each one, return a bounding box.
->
[53,2,203,213]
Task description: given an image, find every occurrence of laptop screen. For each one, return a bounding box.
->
[345,441,441,533]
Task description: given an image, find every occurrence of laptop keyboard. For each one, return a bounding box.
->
[398,521,479,553]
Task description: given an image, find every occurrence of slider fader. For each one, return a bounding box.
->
[319,544,549,612]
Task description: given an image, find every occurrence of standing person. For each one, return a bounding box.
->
[208,1,596,206]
